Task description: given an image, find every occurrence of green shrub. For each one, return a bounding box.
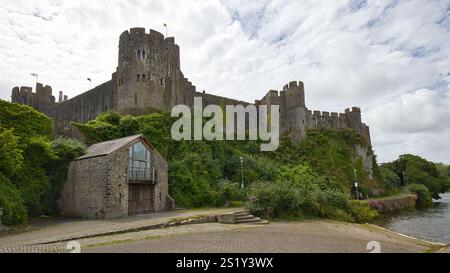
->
[248,165,352,219]
[96,111,121,126]
[385,154,448,199]
[217,180,241,207]
[380,165,401,189]
[0,173,27,225]
[50,138,87,162]
[0,100,52,141]
[249,180,305,218]
[0,128,23,177]
[118,115,141,136]
[42,138,87,214]
[409,183,433,208]
[348,201,379,223]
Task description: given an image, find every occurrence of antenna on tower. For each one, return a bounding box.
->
[30,73,38,84]
[163,23,168,37]
[87,78,92,89]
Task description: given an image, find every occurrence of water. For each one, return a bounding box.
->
[379,192,450,244]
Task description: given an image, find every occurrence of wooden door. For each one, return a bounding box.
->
[128,184,154,215]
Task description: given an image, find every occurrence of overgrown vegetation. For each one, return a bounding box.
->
[0,100,86,225]
[381,154,450,201]
[408,183,433,208]
[1,100,449,225]
[73,111,383,222]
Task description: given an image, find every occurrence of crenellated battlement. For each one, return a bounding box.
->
[119,28,178,48]
[10,83,61,113]
[345,106,361,113]
[282,81,304,91]
[9,27,371,148]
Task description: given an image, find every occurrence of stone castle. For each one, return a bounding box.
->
[11,27,371,143]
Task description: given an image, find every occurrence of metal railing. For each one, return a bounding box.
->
[128,167,152,181]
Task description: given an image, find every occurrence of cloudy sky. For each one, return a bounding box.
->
[0,0,449,163]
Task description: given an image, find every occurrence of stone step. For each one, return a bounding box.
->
[218,210,269,225]
[233,209,250,214]
[234,212,251,217]
[249,219,270,225]
[236,217,264,224]
[235,215,255,221]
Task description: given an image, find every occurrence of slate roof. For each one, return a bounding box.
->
[77,134,145,160]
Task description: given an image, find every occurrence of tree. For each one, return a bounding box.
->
[386,154,448,199]
[0,128,23,177]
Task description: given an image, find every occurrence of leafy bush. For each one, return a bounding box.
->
[249,180,307,219]
[0,100,52,140]
[0,173,27,225]
[43,138,87,214]
[348,201,379,223]
[0,128,23,177]
[0,100,87,224]
[248,165,352,220]
[384,154,449,199]
[50,138,87,162]
[217,180,241,207]
[409,183,433,208]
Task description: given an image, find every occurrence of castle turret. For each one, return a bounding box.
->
[116,28,184,114]
[345,107,362,132]
[279,81,307,136]
[10,83,55,114]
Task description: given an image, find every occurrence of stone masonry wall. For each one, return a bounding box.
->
[50,76,117,123]
[58,157,108,218]
[104,147,129,218]
[10,28,371,146]
[58,138,169,219]
[151,143,169,212]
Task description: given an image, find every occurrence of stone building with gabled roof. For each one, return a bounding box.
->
[58,134,172,219]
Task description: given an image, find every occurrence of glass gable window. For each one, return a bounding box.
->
[128,142,152,181]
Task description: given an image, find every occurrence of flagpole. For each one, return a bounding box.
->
[30,73,38,84]
[163,23,168,37]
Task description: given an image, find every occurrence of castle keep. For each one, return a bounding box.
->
[11,27,371,143]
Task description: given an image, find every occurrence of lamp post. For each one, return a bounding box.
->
[240,157,244,207]
[87,78,92,89]
[354,169,359,200]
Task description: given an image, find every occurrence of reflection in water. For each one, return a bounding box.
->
[379,192,450,244]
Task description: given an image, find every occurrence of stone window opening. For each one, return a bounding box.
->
[136,50,141,59]
[128,142,152,181]
[135,93,138,105]
[142,50,146,59]
[137,74,140,82]
[160,78,164,86]
[142,74,146,82]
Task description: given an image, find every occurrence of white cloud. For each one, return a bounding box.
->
[0,0,449,163]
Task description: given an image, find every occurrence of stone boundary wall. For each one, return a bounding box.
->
[195,91,251,107]
[368,194,417,213]
[49,77,116,124]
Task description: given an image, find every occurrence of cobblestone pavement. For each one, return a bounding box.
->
[85,221,443,253]
[0,208,242,251]
[438,246,450,253]
[0,223,254,253]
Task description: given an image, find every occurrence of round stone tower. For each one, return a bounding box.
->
[115,28,182,114]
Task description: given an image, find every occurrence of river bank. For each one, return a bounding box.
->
[377,192,450,245]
